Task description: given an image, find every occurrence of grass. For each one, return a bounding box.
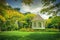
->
[0,31,60,40]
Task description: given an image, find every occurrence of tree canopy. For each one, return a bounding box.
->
[40,0,60,16]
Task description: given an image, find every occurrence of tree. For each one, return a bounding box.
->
[25,13,36,28]
[0,15,6,31]
[14,8,20,11]
[0,0,33,31]
[22,0,33,5]
[5,9,24,30]
[0,5,25,31]
[51,16,60,29]
[40,0,60,16]
[0,0,33,5]
[46,16,60,31]
[45,18,52,28]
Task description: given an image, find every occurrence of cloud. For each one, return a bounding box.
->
[20,0,42,13]
[20,0,52,19]
[21,3,42,13]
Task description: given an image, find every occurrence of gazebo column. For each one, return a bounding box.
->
[36,22,38,27]
[41,22,43,28]
[32,22,34,28]
[41,22,45,29]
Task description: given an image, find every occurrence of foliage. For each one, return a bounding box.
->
[5,10,24,30]
[0,0,33,5]
[45,18,52,28]
[0,3,25,31]
[46,16,60,30]
[0,4,36,31]
[14,8,20,11]
[51,16,60,29]
[0,15,6,22]
[22,0,33,5]
[25,13,36,28]
[1,0,60,16]
[19,28,59,32]
[41,0,60,16]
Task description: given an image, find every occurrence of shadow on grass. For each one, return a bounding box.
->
[25,32,60,40]
[0,32,60,40]
[0,35,22,40]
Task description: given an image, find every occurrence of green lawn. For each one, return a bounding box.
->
[0,31,60,40]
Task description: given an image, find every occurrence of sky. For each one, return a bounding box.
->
[6,0,60,19]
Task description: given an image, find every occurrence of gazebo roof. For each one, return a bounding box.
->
[32,14,44,21]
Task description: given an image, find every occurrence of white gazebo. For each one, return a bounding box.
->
[32,14,45,29]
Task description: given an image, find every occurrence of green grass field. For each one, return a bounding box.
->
[0,31,60,40]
